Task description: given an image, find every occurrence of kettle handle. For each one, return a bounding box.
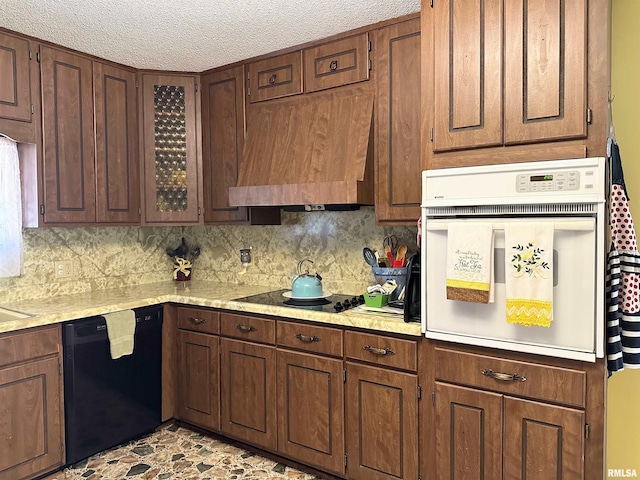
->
[296,259,314,275]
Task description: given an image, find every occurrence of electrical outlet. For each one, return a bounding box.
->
[55,260,73,278]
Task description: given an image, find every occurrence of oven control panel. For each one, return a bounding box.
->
[516,171,580,192]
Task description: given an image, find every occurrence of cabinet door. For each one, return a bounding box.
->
[303,33,370,93]
[375,18,421,224]
[94,62,140,224]
[201,66,250,224]
[346,362,418,480]
[434,382,503,480]
[41,46,96,224]
[504,0,587,145]
[432,0,503,152]
[277,349,344,475]
[504,397,584,480]
[142,74,200,224]
[177,330,220,430]
[0,31,32,123]
[0,357,63,480]
[220,338,276,450]
[247,51,303,103]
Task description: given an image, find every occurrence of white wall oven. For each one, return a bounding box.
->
[421,158,606,361]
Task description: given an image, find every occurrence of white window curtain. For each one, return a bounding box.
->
[0,137,23,278]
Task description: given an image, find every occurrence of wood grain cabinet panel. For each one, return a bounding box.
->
[94,62,140,224]
[504,397,585,480]
[177,307,219,335]
[220,312,275,345]
[504,0,587,145]
[177,330,220,430]
[40,46,96,224]
[346,362,418,480]
[141,74,200,224]
[201,66,252,224]
[374,18,422,224]
[247,51,302,103]
[0,31,32,123]
[0,327,63,480]
[303,33,370,93]
[220,338,277,451]
[434,382,503,480]
[276,349,344,475]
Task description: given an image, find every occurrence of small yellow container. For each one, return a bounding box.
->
[363,293,390,308]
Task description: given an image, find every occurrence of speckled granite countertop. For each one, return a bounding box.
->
[0,280,422,336]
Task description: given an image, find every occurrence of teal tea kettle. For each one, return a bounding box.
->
[291,259,323,298]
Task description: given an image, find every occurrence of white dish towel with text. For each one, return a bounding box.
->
[446,223,494,303]
[505,223,554,327]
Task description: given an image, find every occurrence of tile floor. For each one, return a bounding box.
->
[48,423,325,480]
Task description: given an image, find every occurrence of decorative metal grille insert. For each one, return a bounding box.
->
[153,85,188,212]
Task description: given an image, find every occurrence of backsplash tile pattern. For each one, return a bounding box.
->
[0,208,416,304]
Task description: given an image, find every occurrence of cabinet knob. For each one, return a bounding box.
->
[268,73,277,85]
[363,345,395,356]
[329,60,338,71]
[481,369,526,382]
[295,333,320,343]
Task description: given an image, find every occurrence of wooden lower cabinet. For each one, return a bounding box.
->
[345,362,418,480]
[220,338,277,451]
[435,382,585,480]
[177,329,220,430]
[276,349,345,475]
[0,326,64,480]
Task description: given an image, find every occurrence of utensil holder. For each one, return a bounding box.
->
[371,266,408,301]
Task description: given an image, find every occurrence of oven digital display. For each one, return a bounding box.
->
[530,174,553,182]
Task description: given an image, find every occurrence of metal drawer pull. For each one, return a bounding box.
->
[188,317,206,324]
[363,345,395,356]
[295,333,320,343]
[268,73,277,84]
[235,324,256,332]
[329,60,338,71]
[482,369,526,382]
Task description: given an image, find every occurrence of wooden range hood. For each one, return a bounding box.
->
[228,90,374,208]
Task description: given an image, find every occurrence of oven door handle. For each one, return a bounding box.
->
[426,220,594,232]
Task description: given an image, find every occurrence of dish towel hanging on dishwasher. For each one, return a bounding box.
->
[504,223,554,327]
[606,140,640,374]
[104,310,136,359]
[446,223,494,303]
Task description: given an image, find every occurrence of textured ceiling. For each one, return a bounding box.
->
[0,0,420,72]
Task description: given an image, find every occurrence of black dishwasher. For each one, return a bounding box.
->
[62,305,163,466]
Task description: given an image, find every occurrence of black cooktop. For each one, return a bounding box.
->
[233,289,365,313]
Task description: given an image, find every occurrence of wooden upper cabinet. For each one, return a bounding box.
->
[141,74,200,224]
[375,18,422,224]
[201,66,251,224]
[504,0,587,145]
[0,31,32,123]
[247,51,302,103]
[40,46,96,224]
[303,33,370,93]
[432,0,503,152]
[94,62,140,224]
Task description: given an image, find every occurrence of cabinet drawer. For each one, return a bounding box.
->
[434,347,586,408]
[277,321,343,357]
[177,307,219,334]
[345,331,417,372]
[247,51,303,103]
[220,312,275,344]
[304,33,370,93]
[0,325,60,368]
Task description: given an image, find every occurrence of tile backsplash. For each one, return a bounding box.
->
[0,207,417,304]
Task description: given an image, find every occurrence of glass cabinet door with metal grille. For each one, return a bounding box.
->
[141,74,200,224]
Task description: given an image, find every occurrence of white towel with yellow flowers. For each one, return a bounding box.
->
[505,223,554,327]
